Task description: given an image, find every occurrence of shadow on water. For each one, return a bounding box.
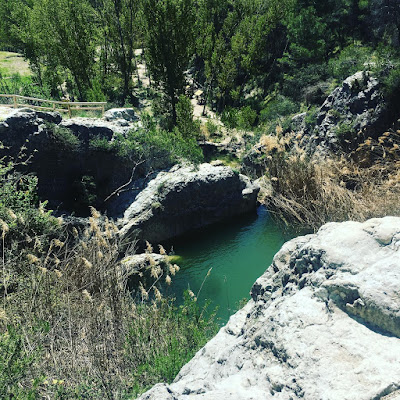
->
[162,206,297,323]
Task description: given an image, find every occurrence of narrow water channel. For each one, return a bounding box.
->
[165,206,295,323]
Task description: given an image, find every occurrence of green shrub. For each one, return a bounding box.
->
[52,126,80,151]
[328,44,373,82]
[237,106,257,130]
[206,120,220,137]
[281,63,329,101]
[127,292,218,394]
[114,124,203,166]
[221,106,257,130]
[0,325,39,399]
[260,95,299,123]
[383,64,400,99]
[0,73,53,103]
[176,95,201,139]
[304,106,319,129]
[0,160,59,264]
[335,121,354,139]
[72,175,97,211]
[89,136,114,152]
[221,107,239,129]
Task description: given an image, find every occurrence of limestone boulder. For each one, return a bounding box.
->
[118,163,260,244]
[103,107,138,123]
[138,216,400,400]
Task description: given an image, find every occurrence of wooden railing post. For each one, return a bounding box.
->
[0,94,107,117]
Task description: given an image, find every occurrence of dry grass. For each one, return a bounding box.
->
[0,208,217,399]
[259,130,400,231]
[0,51,32,77]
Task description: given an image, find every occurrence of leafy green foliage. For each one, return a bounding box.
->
[328,44,373,81]
[141,0,196,125]
[260,95,299,123]
[0,160,59,262]
[0,326,39,399]
[115,125,203,166]
[0,73,52,101]
[127,292,218,394]
[47,124,80,151]
[175,95,201,139]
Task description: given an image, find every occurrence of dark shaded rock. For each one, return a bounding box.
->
[299,71,389,155]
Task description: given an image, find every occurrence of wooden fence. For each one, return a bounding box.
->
[0,94,106,117]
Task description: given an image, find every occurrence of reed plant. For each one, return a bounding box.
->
[0,207,218,399]
[260,127,400,231]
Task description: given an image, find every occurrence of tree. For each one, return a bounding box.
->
[141,0,196,126]
[26,0,98,100]
[94,0,140,103]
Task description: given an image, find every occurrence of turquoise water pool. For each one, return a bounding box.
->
[165,206,294,322]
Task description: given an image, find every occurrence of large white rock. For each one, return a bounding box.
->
[138,217,400,400]
[118,163,259,244]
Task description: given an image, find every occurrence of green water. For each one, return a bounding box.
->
[165,206,294,323]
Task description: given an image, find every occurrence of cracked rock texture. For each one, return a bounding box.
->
[299,71,388,155]
[119,163,259,244]
[138,217,400,400]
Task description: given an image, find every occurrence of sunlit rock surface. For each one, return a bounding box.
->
[119,163,260,244]
[138,216,400,400]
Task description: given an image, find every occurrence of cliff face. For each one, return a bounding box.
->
[138,217,400,400]
[0,108,140,214]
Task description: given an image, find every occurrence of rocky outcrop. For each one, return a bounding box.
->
[119,163,259,244]
[60,113,139,142]
[242,71,393,170]
[0,107,143,214]
[298,71,388,155]
[138,216,400,400]
[103,107,139,122]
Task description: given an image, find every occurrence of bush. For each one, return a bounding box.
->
[237,106,257,129]
[48,124,80,151]
[0,160,60,265]
[304,106,319,129]
[205,120,220,137]
[221,106,257,130]
[176,95,201,139]
[114,123,204,166]
[328,44,373,82]
[0,73,54,103]
[221,107,239,129]
[0,209,218,399]
[0,325,39,399]
[260,95,299,123]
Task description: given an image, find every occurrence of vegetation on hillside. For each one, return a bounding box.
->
[0,0,399,125]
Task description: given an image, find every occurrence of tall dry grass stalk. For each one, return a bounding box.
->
[259,128,400,231]
[0,208,217,399]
